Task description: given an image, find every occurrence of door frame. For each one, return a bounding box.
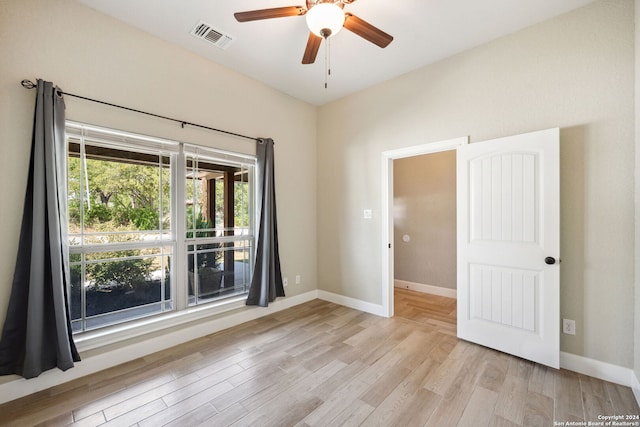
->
[381,136,468,317]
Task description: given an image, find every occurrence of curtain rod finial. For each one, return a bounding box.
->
[21,79,37,89]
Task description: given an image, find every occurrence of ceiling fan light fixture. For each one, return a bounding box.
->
[305,3,345,38]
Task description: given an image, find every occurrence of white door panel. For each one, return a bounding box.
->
[457,128,559,368]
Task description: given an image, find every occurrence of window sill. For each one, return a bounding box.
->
[74,296,248,353]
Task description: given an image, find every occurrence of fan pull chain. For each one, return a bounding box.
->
[328,36,332,77]
[324,37,329,89]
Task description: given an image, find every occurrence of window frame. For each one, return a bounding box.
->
[66,121,257,336]
[183,148,255,307]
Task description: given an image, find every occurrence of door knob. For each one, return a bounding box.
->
[544,257,556,265]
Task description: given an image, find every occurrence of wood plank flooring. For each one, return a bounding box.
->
[0,288,638,426]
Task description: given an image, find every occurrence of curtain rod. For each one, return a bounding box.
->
[21,79,261,143]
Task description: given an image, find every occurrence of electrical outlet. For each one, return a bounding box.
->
[563,318,576,335]
[283,277,288,287]
[295,275,301,285]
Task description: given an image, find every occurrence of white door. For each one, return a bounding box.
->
[457,128,560,368]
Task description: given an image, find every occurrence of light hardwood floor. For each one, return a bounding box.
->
[1,288,638,426]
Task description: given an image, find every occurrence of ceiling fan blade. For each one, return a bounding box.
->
[234,6,306,22]
[302,32,322,64]
[343,13,393,48]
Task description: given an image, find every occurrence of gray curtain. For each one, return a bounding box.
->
[246,138,285,306]
[0,80,80,378]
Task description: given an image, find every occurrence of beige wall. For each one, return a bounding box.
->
[318,0,635,368]
[0,0,317,339]
[393,151,456,289]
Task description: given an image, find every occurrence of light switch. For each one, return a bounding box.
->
[363,209,372,219]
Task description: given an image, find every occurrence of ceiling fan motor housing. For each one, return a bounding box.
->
[307,0,345,8]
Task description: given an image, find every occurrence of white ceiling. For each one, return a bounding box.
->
[77,0,597,106]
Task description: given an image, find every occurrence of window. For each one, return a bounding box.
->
[67,122,256,333]
[185,149,254,305]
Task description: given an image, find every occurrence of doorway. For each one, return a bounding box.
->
[380,137,467,318]
[392,150,457,328]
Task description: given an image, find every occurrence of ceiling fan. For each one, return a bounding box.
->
[234,0,393,65]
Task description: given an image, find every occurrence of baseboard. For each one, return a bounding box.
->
[317,290,387,317]
[560,351,638,389]
[394,279,457,299]
[561,352,640,407]
[632,372,640,409]
[0,290,318,405]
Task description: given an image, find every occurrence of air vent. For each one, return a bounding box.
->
[190,21,233,50]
